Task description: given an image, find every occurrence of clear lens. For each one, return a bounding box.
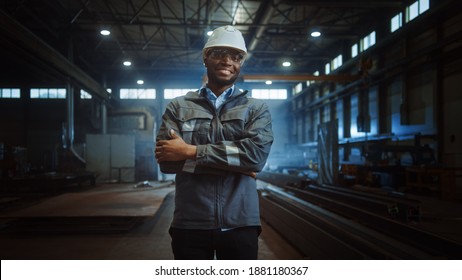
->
[209,49,244,63]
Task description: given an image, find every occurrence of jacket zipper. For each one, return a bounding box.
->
[203,97,223,228]
[202,91,248,228]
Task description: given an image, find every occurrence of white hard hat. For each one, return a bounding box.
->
[203,26,247,57]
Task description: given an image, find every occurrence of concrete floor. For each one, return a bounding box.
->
[1,180,462,260]
[0,182,304,260]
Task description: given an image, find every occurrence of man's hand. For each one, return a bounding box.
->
[156,130,256,178]
[155,130,197,162]
[243,171,257,179]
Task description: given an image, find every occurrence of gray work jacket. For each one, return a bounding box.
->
[156,87,273,229]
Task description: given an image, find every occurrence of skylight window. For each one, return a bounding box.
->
[0,88,20,98]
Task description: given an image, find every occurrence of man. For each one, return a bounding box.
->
[155,25,273,260]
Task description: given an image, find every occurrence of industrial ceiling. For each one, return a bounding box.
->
[0,0,408,90]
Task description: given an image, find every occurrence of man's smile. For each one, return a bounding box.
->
[216,68,233,75]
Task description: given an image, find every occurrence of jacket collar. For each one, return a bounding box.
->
[186,85,248,100]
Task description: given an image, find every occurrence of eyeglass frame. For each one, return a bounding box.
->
[206,48,246,64]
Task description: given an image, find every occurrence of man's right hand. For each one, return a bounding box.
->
[155,129,197,162]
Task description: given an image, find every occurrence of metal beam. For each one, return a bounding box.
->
[247,1,275,53]
[0,9,111,101]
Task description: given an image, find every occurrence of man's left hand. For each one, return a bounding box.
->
[155,130,197,162]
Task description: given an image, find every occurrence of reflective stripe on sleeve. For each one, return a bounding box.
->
[225,144,240,166]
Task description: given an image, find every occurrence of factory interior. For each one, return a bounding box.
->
[1,0,462,260]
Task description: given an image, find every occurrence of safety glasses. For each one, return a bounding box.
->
[208,48,245,63]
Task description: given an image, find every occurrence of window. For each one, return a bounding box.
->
[80,89,92,99]
[420,0,429,13]
[406,0,429,23]
[306,71,320,87]
[30,88,66,99]
[164,88,196,99]
[391,13,403,32]
[294,83,303,95]
[251,89,287,99]
[407,1,419,22]
[360,31,376,52]
[120,88,156,99]
[0,88,20,98]
[80,88,112,99]
[351,43,358,58]
[325,63,330,74]
[332,54,343,71]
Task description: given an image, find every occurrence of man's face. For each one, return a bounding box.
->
[204,47,245,87]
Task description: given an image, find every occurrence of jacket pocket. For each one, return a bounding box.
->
[177,111,212,144]
[220,110,246,140]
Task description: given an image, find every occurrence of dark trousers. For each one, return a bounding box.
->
[169,226,260,260]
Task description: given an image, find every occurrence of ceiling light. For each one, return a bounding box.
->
[100,29,111,36]
[282,61,291,67]
[310,31,321,37]
[123,61,132,67]
[265,80,272,85]
[137,80,144,85]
